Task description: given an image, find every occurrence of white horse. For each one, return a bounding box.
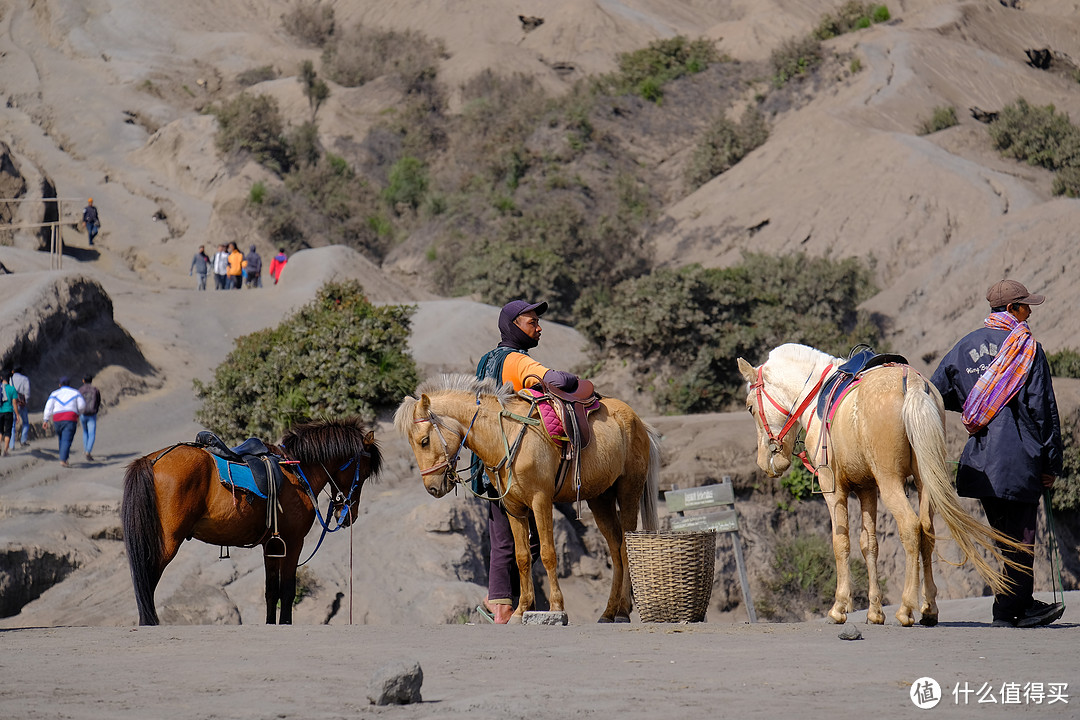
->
[738,343,1025,626]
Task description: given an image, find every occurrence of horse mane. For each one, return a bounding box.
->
[394,373,517,438]
[767,342,841,369]
[279,416,382,479]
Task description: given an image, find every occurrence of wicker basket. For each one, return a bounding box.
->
[626,530,716,622]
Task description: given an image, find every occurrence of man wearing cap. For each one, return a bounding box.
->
[473,299,580,623]
[42,377,87,468]
[82,199,99,246]
[931,279,1064,628]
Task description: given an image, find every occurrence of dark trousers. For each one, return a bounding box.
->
[55,420,77,462]
[487,501,540,603]
[980,496,1038,620]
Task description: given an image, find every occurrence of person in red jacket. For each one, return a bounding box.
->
[269,248,288,285]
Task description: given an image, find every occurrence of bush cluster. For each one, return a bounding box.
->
[321,23,444,94]
[281,1,335,47]
[685,106,770,190]
[755,534,880,621]
[598,36,720,103]
[989,98,1080,196]
[916,105,958,135]
[770,35,823,87]
[194,280,418,443]
[575,253,883,414]
[1048,348,1080,378]
[211,93,292,173]
[814,2,891,40]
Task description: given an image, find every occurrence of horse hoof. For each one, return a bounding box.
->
[597,616,614,624]
[895,614,915,627]
[919,614,939,627]
[828,611,847,624]
[614,615,631,623]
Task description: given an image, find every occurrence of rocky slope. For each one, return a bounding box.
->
[0,0,1078,627]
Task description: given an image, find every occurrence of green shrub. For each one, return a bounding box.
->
[249,181,267,204]
[236,65,278,87]
[755,533,883,621]
[1048,348,1080,378]
[1052,408,1080,512]
[603,36,719,102]
[685,106,770,189]
[383,156,429,211]
[575,253,882,414]
[815,2,890,40]
[770,35,823,86]
[298,60,330,121]
[988,98,1080,171]
[194,280,418,442]
[281,1,335,47]
[916,105,958,135]
[1051,165,1080,197]
[781,464,816,503]
[211,93,292,173]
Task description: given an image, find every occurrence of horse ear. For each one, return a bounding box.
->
[737,357,756,384]
[363,430,375,446]
[419,394,431,415]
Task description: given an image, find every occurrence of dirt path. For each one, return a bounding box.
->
[1,604,1077,719]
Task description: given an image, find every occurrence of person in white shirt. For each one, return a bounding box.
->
[42,377,86,467]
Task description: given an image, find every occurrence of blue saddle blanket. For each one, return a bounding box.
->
[212,455,269,499]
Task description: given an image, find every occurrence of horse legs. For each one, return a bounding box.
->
[586,492,630,622]
[530,499,565,614]
[855,486,885,625]
[263,554,282,624]
[877,478,922,627]
[506,509,535,623]
[915,477,939,626]
[823,488,853,623]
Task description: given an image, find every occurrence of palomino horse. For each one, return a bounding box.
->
[738,344,1024,627]
[394,374,659,623]
[121,418,380,625]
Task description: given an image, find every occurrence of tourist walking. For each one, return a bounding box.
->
[79,375,101,462]
[42,377,86,468]
[190,245,211,291]
[82,199,100,246]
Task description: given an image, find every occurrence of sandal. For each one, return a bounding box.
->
[476,605,495,623]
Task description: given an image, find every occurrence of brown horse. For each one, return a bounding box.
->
[738,344,1026,627]
[394,374,659,623]
[121,417,380,625]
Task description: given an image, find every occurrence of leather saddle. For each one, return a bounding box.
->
[542,378,599,451]
[195,430,286,499]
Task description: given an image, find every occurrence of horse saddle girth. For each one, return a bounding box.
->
[195,430,285,500]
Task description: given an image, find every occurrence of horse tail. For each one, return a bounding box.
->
[639,423,661,533]
[902,375,1026,596]
[121,456,164,625]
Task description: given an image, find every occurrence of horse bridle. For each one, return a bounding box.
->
[749,363,831,471]
[414,392,483,488]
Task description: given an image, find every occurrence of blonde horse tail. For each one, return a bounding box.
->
[902,376,1026,596]
[640,423,661,532]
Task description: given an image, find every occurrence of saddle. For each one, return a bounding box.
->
[195,430,285,500]
[809,348,909,487]
[526,377,601,501]
[195,430,292,557]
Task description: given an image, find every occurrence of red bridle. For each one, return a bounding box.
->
[750,363,831,470]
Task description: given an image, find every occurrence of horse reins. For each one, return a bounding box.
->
[750,363,831,473]
[415,392,541,505]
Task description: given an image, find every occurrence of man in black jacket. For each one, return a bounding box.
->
[931,279,1064,628]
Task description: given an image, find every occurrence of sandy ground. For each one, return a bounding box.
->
[2,592,1078,719]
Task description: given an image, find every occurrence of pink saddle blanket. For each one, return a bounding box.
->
[525,388,599,446]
